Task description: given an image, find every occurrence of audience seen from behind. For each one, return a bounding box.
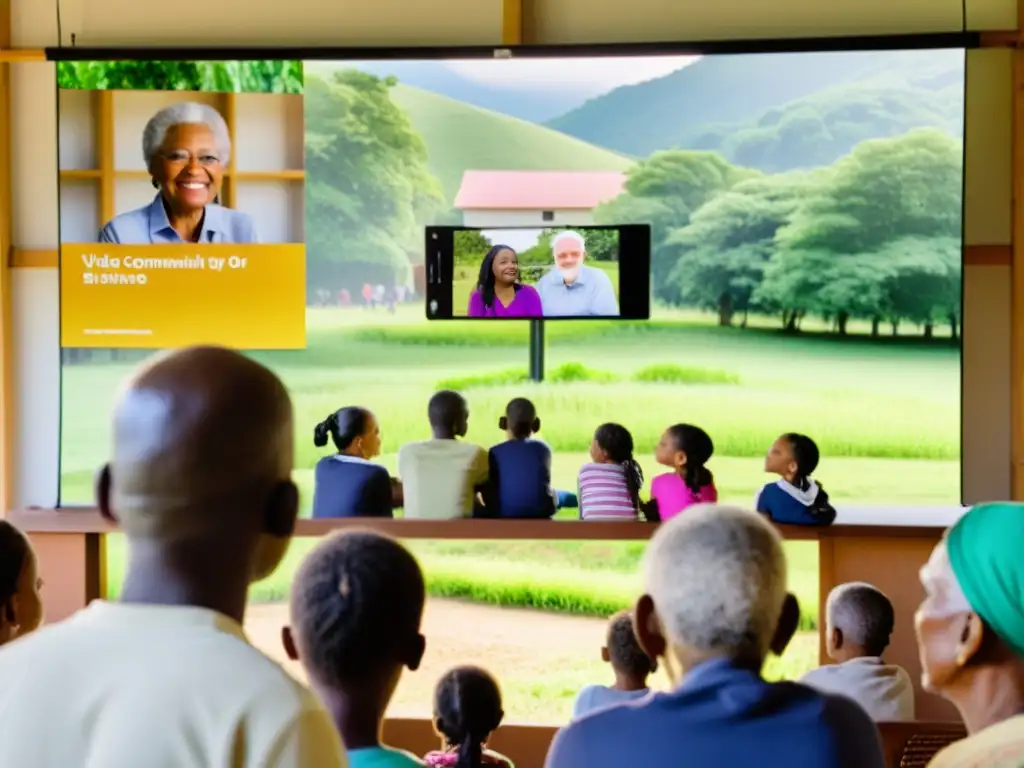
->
[284,530,427,768]
[801,582,914,721]
[483,397,558,519]
[398,390,489,519]
[756,432,837,525]
[571,609,655,720]
[426,666,514,768]
[578,423,648,521]
[916,502,1024,767]
[0,520,43,646]
[646,423,717,521]
[545,505,884,768]
[312,406,399,519]
[0,347,345,767]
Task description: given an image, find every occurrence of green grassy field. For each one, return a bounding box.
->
[452,261,622,318]
[389,84,633,201]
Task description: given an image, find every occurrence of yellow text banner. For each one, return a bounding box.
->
[60,244,306,349]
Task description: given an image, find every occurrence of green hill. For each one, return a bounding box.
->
[547,49,964,170]
[389,83,634,203]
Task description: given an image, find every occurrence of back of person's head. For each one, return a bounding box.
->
[499,397,539,440]
[287,530,426,693]
[781,433,819,489]
[314,406,378,456]
[593,423,644,512]
[827,582,895,659]
[434,666,505,768]
[96,346,299,583]
[639,505,789,670]
[428,390,469,437]
[0,521,42,644]
[664,424,714,493]
[605,609,656,679]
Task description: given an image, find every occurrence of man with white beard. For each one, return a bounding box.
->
[535,230,619,316]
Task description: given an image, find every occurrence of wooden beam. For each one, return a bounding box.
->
[96,91,115,229]
[0,49,45,63]
[0,0,13,512]
[502,0,523,45]
[1015,36,1024,498]
[221,92,238,210]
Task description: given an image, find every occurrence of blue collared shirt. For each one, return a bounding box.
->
[535,264,619,317]
[98,193,259,244]
[545,657,885,768]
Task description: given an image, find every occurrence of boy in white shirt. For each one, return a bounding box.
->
[398,390,488,519]
[801,582,915,721]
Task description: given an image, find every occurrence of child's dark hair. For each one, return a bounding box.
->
[782,433,836,523]
[666,424,714,493]
[429,390,467,430]
[289,530,425,687]
[606,610,656,678]
[594,423,644,513]
[313,406,372,451]
[499,397,537,440]
[434,666,504,768]
[0,521,29,615]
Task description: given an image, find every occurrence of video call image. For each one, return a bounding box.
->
[58,49,964,524]
[453,227,620,318]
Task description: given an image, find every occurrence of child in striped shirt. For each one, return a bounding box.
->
[578,423,645,521]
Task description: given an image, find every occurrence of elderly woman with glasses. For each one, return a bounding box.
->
[98,102,258,244]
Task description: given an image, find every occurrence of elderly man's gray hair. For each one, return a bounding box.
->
[142,102,232,168]
[551,230,586,254]
[826,582,894,656]
[643,504,787,659]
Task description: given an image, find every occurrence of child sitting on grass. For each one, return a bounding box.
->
[578,423,646,521]
[0,520,43,646]
[483,398,577,519]
[572,610,656,720]
[425,666,514,768]
[283,530,427,768]
[756,432,836,525]
[398,390,489,519]
[646,424,717,521]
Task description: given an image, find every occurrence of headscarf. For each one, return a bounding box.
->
[946,502,1024,658]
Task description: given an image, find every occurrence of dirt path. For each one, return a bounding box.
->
[246,598,609,718]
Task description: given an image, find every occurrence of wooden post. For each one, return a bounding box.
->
[221,92,238,210]
[97,91,115,230]
[1013,4,1024,498]
[502,0,524,45]
[0,0,13,512]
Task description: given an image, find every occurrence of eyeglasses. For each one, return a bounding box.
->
[159,149,222,166]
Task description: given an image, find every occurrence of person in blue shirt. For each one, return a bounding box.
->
[571,610,655,720]
[545,505,884,768]
[756,433,837,526]
[312,406,398,518]
[98,102,258,244]
[534,231,618,317]
[482,398,576,519]
[284,530,427,768]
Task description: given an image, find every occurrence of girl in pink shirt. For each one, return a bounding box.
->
[647,423,717,521]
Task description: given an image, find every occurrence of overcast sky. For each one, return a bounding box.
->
[445,56,698,95]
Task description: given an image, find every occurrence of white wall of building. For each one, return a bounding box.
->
[462,209,596,228]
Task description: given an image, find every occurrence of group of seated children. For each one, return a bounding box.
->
[312,390,837,526]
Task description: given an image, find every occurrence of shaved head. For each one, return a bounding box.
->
[99,347,298,584]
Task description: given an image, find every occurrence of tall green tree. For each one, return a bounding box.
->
[454,230,492,265]
[663,172,823,325]
[594,150,759,297]
[304,70,445,290]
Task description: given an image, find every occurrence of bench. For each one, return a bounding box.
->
[382,717,967,768]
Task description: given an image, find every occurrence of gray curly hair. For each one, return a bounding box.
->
[142,102,231,169]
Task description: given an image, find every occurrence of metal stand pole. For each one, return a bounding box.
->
[529,319,545,382]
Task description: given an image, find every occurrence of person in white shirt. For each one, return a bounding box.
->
[801,581,915,721]
[398,390,488,519]
[0,346,346,768]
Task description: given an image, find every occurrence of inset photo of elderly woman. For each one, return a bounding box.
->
[98,102,259,245]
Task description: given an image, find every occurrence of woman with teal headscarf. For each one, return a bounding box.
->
[915,502,1024,767]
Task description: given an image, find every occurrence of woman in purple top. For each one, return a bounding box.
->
[467,245,543,318]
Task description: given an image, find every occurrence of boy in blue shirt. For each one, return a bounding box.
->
[571,610,655,720]
[756,432,836,526]
[284,531,427,768]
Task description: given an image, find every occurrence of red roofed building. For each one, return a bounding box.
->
[453,170,627,227]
